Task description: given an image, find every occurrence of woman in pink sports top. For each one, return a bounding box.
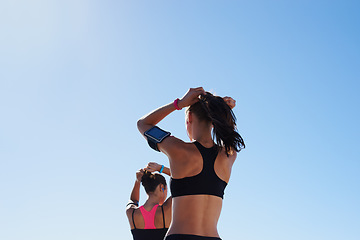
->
[126,162,172,240]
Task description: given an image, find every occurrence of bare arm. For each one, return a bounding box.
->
[137,88,206,158]
[126,169,144,211]
[137,87,206,136]
[129,181,140,205]
[137,102,177,136]
[161,166,171,176]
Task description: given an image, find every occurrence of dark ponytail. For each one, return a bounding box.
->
[188,92,245,156]
[141,170,167,194]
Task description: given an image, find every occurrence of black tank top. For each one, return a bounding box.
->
[131,205,168,240]
[170,141,227,199]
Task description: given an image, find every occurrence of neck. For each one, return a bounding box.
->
[143,195,160,208]
[192,122,214,148]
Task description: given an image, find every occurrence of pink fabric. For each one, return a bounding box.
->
[139,204,159,229]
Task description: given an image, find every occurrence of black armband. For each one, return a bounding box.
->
[144,126,171,152]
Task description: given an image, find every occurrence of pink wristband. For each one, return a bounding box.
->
[174,98,182,110]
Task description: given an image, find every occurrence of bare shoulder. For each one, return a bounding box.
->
[218,147,238,164]
[158,136,191,159]
[228,149,237,162]
[162,197,172,211]
[126,205,142,229]
[160,138,199,177]
[126,204,138,218]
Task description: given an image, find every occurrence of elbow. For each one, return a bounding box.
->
[137,118,147,135]
[137,119,143,133]
[137,118,154,135]
[137,118,142,129]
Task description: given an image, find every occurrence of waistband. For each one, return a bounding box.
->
[165,234,222,240]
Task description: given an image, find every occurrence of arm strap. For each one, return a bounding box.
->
[161,205,165,228]
[147,137,159,151]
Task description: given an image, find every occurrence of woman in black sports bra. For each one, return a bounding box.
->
[137,88,245,240]
[126,162,172,240]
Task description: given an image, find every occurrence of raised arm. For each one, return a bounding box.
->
[137,87,206,136]
[137,87,206,159]
[126,169,144,211]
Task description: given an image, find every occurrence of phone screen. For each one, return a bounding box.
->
[145,127,169,141]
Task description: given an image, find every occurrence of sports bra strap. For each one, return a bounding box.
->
[132,208,136,229]
[132,205,166,230]
[161,205,165,228]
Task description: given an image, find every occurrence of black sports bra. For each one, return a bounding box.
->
[170,141,227,199]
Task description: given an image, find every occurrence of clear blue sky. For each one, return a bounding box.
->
[1,1,359,240]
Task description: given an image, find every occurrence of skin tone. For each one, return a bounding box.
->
[126,164,172,230]
[145,162,171,176]
[137,87,237,238]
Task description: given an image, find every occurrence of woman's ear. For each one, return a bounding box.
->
[156,184,163,193]
[186,111,193,124]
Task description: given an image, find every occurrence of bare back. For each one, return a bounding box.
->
[160,138,237,237]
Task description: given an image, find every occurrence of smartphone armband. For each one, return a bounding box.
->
[144,126,171,152]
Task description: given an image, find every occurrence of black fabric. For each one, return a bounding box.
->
[132,208,136,229]
[147,137,160,151]
[161,205,166,228]
[131,207,168,240]
[165,234,221,240]
[131,229,168,240]
[170,141,227,199]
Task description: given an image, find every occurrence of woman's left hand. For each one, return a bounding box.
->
[178,87,206,109]
[223,96,236,109]
[144,162,162,173]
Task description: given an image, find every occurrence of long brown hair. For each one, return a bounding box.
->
[188,92,245,156]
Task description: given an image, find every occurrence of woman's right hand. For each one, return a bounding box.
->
[178,87,206,109]
[136,169,144,182]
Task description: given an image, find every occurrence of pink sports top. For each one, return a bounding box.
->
[139,204,159,229]
[131,204,167,240]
